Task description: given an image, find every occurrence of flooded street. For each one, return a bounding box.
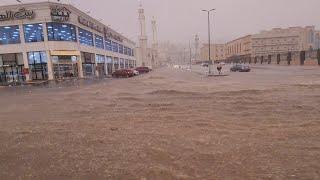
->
[0,65,320,180]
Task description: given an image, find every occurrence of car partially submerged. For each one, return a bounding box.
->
[230,64,251,72]
[135,67,151,74]
[112,69,135,78]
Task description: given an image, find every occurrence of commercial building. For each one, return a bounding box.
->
[200,44,225,62]
[252,26,320,58]
[0,2,136,84]
[225,35,252,60]
[200,26,320,65]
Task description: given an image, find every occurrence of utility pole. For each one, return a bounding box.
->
[189,41,192,70]
[202,9,215,75]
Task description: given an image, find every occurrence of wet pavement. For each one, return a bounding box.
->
[0,65,320,179]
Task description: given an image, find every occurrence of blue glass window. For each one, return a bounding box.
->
[0,25,20,45]
[79,28,93,46]
[24,23,44,43]
[112,41,119,53]
[131,49,134,56]
[28,51,47,64]
[96,54,105,63]
[95,34,104,49]
[105,39,112,51]
[124,46,128,55]
[119,44,124,54]
[120,58,124,69]
[47,23,76,42]
[127,48,131,56]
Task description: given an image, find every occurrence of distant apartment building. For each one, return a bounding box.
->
[199,26,320,64]
[200,44,225,62]
[225,35,252,59]
[252,26,320,57]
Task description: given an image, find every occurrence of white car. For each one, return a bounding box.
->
[133,70,139,76]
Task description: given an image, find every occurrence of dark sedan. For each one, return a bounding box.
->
[230,64,251,72]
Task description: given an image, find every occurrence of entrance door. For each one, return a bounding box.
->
[97,63,105,77]
[0,53,25,85]
[52,56,78,80]
[82,63,95,77]
[107,63,113,74]
[28,51,48,80]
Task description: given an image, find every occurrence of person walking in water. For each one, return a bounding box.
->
[217,63,223,75]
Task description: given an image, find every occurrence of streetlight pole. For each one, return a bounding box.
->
[189,40,192,70]
[202,9,215,75]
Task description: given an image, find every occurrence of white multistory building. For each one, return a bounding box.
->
[0,1,136,84]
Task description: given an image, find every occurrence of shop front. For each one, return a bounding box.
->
[82,52,96,77]
[96,54,106,77]
[0,53,25,85]
[114,57,119,70]
[120,58,124,69]
[51,51,80,80]
[106,56,113,75]
[28,51,48,80]
[129,60,133,68]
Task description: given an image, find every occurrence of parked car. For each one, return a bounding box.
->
[112,69,134,78]
[230,64,251,72]
[135,67,151,74]
[201,63,209,67]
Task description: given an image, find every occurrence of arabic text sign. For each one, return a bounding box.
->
[78,16,104,33]
[51,6,71,22]
[0,8,35,21]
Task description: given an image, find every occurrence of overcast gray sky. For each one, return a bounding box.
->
[1,0,320,44]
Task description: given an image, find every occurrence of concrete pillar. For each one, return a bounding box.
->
[75,26,83,78]
[78,53,84,78]
[94,54,99,77]
[317,49,320,65]
[46,50,54,80]
[42,22,54,80]
[103,56,107,76]
[19,24,31,81]
[22,52,31,81]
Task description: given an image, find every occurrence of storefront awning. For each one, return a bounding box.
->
[50,51,81,56]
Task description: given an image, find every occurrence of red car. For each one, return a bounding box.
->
[112,69,134,78]
[135,67,151,74]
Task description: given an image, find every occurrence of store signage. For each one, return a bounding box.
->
[50,6,71,22]
[78,16,123,42]
[78,16,103,33]
[104,27,123,43]
[0,8,35,21]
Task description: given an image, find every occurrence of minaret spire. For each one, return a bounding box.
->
[138,0,149,67]
[151,16,159,67]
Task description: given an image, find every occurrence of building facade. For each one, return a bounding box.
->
[252,26,320,58]
[225,35,252,61]
[0,2,136,84]
[200,44,225,62]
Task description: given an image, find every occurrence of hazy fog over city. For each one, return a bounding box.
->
[1,0,320,43]
[2,0,320,179]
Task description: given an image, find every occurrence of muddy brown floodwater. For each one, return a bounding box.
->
[0,65,320,180]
